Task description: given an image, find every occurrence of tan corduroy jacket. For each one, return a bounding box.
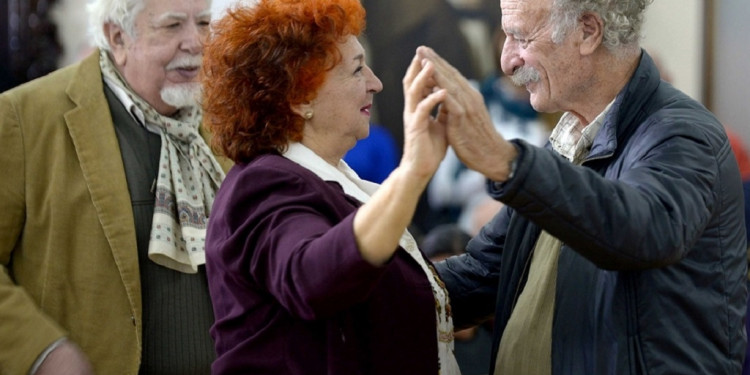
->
[0,50,230,375]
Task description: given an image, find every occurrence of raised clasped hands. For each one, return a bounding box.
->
[414,46,518,182]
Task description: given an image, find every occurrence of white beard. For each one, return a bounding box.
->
[161,83,201,109]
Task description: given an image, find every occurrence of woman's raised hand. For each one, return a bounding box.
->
[401,51,448,181]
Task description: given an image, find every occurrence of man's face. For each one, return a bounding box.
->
[499,0,583,113]
[111,0,210,115]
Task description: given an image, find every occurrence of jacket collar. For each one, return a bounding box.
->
[587,49,662,161]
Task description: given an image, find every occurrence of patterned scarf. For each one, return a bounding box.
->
[283,142,461,375]
[100,51,225,273]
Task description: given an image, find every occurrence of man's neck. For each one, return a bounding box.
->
[573,47,641,126]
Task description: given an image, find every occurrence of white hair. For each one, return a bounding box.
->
[87,0,145,51]
[550,0,652,57]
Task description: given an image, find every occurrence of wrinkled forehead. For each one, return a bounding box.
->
[500,0,552,35]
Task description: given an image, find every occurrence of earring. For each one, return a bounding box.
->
[304,111,313,120]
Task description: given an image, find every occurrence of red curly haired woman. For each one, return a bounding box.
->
[201,0,461,374]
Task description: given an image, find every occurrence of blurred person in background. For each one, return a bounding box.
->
[728,126,750,375]
[361,0,483,236]
[343,122,399,184]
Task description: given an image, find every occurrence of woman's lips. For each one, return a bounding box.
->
[361,104,372,116]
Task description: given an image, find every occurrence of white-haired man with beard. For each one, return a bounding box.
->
[418,0,747,374]
[0,0,229,373]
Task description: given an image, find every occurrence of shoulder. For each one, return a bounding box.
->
[1,52,103,115]
[639,86,725,148]
[229,154,324,186]
[218,154,349,210]
[210,154,359,242]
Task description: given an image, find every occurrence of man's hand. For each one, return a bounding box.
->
[35,340,95,375]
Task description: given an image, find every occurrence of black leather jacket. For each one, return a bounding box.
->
[437,50,747,374]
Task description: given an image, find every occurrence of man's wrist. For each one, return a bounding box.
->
[506,152,519,181]
[497,142,520,182]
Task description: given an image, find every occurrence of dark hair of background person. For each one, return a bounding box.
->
[421,223,472,260]
[0,0,61,92]
[201,1,365,163]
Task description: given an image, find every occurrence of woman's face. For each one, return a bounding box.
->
[300,35,383,164]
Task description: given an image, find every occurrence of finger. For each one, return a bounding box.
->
[417,46,474,100]
[403,54,427,113]
[434,89,464,125]
[417,46,460,80]
[413,88,447,125]
[404,60,436,113]
[402,53,423,94]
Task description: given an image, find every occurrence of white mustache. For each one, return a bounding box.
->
[166,56,202,70]
[510,65,541,87]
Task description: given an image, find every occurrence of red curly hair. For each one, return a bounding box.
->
[201,0,366,163]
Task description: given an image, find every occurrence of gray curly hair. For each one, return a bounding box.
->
[550,0,652,54]
[87,0,145,51]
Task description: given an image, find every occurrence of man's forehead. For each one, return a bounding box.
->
[141,0,211,18]
[501,0,551,32]
[152,9,212,21]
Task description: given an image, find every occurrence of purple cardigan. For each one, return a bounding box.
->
[205,154,441,374]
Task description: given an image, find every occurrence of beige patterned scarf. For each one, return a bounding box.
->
[100,51,225,273]
[283,142,461,375]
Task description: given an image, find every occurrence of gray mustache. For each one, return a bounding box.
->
[510,66,541,86]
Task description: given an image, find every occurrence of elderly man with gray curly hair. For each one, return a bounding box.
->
[0,0,229,373]
[418,0,748,374]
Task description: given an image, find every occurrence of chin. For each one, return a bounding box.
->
[529,94,551,113]
[161,83,200,109]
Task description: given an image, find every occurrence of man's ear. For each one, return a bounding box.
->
[104,22,128,66]
[579,12,604,56]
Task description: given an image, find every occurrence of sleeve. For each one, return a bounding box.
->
[435,205,510,328]
[490,115,727,271]
[0,93,67,375]
[222,165,388,321]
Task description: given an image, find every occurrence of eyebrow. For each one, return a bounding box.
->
[155,12,187,23]
[352,54,364,63]
[154,10,211,23]
[504,27,522,38]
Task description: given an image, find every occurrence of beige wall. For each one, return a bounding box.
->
[712,0,750,146]
[641,0,703,102]
[642,0,750,146]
